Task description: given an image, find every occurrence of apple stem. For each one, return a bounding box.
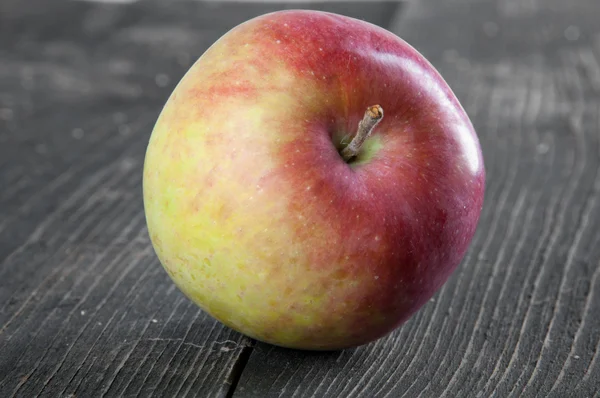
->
[340,105,384,162]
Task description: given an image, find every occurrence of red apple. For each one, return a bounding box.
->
[143,10,485,350]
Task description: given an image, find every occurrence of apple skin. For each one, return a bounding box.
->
[143,10,485,350]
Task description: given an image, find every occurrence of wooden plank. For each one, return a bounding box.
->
[0,1,404,396]
[232,0,600,397]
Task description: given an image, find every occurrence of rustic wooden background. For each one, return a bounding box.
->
[1,0,600,397]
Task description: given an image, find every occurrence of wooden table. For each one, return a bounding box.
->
[1,0,599,396]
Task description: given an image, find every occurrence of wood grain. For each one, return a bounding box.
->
[232,0,600,397]
[0,1,403,397]
[3,0,599,397]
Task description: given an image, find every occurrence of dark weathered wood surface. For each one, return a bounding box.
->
[1,0,599,397]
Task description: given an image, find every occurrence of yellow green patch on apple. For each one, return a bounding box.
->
[143,10,485,350]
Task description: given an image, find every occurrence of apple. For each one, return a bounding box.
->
[143,10,485,350]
